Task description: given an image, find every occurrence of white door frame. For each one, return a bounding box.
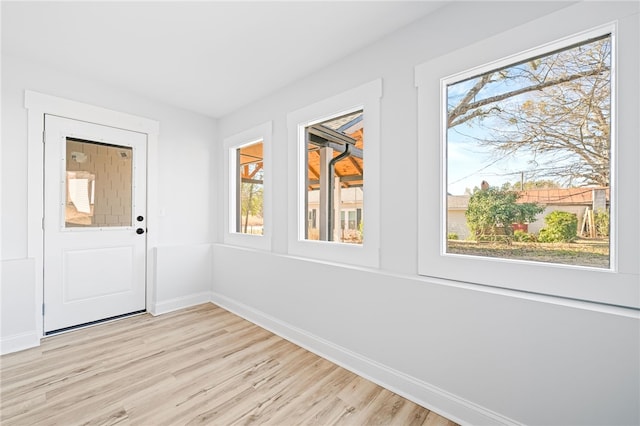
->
[25,91,160,339]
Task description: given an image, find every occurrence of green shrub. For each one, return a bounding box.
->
[513,230,537,242]
[447,233,459,240]
[465,187,543,240]
[594,209,609,237]
[475,234,511,243]
[538,211,578,243]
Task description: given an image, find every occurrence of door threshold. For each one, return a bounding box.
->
[44,310,146,336]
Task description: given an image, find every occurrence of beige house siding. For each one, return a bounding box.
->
[448,209,470,240]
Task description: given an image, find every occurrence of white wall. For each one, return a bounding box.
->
[213,2,639,425]
[1,54,216,351]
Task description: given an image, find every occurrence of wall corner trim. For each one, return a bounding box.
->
[152,291,214,316]
[210,292,521,426]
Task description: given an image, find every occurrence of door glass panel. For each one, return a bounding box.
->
[65,138,133,228]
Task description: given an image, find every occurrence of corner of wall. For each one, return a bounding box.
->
[1,258,40,355]
[151,243,214,315]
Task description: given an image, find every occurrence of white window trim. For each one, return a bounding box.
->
[222,121,272,251]
[287,79,381,268]
[416,5,639,309]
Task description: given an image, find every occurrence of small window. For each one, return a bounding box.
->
[287,79,381,267]
[303,109,364,244]
[235,141,264,235]
[223,122,272,250]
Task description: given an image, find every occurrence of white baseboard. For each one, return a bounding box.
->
[1,331,40,355]
[210,292,520,426]
[152,291,213,316]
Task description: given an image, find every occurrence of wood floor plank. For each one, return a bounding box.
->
[1,303,459,426]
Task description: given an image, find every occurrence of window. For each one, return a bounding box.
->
[236,140,264,235]
[287,79,381,267]
[416,11,639,309]
[445,35,612,269]
[303,109,364,244]
[223,122,272,250]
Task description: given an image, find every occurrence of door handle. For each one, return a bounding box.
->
[136,228,145,235]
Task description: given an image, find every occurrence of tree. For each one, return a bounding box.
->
[448,35,611,187]
[502,180,560,191]
[240,180,263,233]
[240,182,263,232]
[465,186,544,240]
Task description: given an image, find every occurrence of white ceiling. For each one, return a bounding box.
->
[2,1,447,118]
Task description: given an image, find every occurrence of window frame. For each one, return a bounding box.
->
[416,16,639,309]
[287,79,381,267]
[222,121,272,251]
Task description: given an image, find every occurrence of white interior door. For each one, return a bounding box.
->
[44,115,147,333]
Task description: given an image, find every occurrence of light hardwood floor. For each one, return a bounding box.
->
[1,303,458,425]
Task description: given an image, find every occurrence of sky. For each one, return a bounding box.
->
[444,35,610,195]
[445,79,537,195]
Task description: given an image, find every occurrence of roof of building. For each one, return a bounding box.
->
[516,187,609,205]
[447,187,610,210]
[447,195,471,210]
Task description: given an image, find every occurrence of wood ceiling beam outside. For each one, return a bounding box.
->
[247,162,263,179]
[308,175,363,186]
[241,178,264,185]
[348,157,363,175]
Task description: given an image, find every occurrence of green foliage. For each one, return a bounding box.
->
[475,234,511,243]
[240,181,264,233]
[502,180,560,191]
[240,182,263,217]
[465,187,544,240]
[447,233,459,240]
[513,230,537,242]
[538,211,578,243]
[594,209,609,237]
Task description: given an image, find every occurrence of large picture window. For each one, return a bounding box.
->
[416,13,639,309]
[445,35,612,269]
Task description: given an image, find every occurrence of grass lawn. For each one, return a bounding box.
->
[447,238,610,268]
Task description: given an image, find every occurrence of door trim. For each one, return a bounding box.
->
[25,91,160,340]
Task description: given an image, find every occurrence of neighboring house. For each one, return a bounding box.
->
[447,194,471,240]
[517,187,609,234]
[447,188,609,238]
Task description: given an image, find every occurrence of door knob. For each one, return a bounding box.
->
[136,228,145,235]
